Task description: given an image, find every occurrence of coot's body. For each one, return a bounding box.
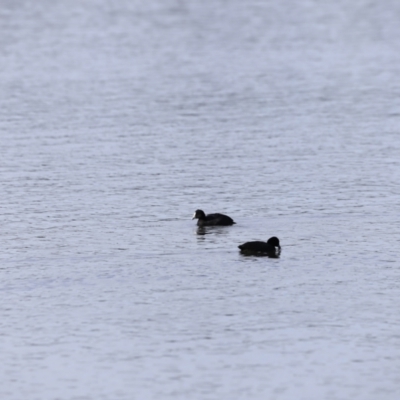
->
[192,209,236,227]
[238,237,281,257]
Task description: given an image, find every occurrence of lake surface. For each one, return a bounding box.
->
[1,0,400,399]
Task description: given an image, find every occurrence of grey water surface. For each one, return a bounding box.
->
[1,0,400,399]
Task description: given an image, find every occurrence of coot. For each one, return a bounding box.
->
[238,236,281,257]
[192,209,236,227]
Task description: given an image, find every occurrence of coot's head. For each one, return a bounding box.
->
[267,236,281,249]
[192,209,206,220]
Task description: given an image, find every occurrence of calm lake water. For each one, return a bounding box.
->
[1,0,400,399]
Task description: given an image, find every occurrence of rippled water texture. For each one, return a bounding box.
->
[1,1,400,399]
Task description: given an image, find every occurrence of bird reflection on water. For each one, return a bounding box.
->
[196,226,230,236]
[239,248,281,259]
